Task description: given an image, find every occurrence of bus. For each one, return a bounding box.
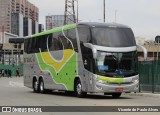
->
[24,22,139,98]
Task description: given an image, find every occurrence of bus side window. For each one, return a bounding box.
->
[48,33,63,51]
[66,29,78,52]
[31,37,37,53]
[77,26,91,43]
[80,44,95,73]
[28,38,32,53]
[24,39,29,53]
[59,33,68,50]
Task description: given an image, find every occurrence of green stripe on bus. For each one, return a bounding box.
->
[32,24,76,37]
[98,76,124,83]
[36,51,77,91]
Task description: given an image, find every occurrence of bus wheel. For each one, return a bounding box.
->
[33,79,39,93]
[75,79,87,98]
[39,79,52,94]
[39,79,45,93]
[112,93,121,98]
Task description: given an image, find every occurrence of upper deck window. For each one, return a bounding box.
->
[91,27,136,47]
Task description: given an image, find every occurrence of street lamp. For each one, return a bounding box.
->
[115,10,117,23]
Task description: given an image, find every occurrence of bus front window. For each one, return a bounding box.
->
[96,51,138,77]
[91,27,136,47]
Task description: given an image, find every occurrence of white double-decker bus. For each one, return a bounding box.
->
[24,22,139,98]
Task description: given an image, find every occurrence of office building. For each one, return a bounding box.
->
[0,0,39,37]
[11,13,23,37]
[23,17,32,37]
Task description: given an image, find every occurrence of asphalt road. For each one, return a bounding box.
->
[0,77,160,115]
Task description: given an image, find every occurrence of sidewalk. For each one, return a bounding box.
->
[123,92,160,98]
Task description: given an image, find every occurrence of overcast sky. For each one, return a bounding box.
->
[28,0,160,40]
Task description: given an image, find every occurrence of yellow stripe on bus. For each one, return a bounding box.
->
[41,49,75,72]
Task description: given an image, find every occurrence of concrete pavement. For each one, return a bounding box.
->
[123,92,160,98]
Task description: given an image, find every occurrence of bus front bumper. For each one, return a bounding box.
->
[93,80,139,93]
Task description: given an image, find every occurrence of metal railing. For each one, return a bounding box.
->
[139,60,160,93]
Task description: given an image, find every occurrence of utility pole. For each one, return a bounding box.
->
[75,0,78,23]
[103,0,106,23]
[115,10,117,23]
[155,36,160,60]
[64,0,76,25]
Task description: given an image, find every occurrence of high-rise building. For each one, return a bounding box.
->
[23,17,32,37]
[0,0,39,37]
[11,13,23,37]
[46,15,74,30]
[0,0,12,33]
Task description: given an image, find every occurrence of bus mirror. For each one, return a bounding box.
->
[83,43,97,59]
[137,44,148,61]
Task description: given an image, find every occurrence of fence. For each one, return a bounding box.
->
[0,62,159,92]
[0,64,23,77]
[139,60,160,93]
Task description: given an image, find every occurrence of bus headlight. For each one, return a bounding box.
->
[97,80,105,84]
[132,79,139,84]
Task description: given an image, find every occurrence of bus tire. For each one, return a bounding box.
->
[33,78,39,93]
[39,79,45,94]
[75,79,87,98]
[112,93,121,98]
[39,79,52,94]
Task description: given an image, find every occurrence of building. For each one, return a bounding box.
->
[39,24,44,33]
[0,32,18,44]
[0,0,39,66]
[23,17,32,37]
[0,0,39,37]
[46,15,74,30]
[0,32,19,65]
[11,13,23,37]
[0,0,12,33]
[138,43,160,61]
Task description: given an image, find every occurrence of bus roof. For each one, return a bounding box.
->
[31,22,130,38]
[32,24,76,37]
[78,22,130,29]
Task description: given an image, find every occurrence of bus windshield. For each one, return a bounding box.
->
[91,27,136,47]
[96,51,138,77]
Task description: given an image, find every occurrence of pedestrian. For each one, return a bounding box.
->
[2,69,4,77]
[0,69,1,78]
[5,69,7,77]
[8,69,12,78]
[16,68,20,77]
[10,70,12,77]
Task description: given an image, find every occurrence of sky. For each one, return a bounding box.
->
[28,0,160,40]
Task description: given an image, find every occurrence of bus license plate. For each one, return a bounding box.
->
[115,88,123,92]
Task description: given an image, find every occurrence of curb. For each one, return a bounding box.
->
[123,92,160,98]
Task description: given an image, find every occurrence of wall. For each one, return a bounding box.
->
[0,64,23,76]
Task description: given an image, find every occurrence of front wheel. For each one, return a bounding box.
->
[75,79,87,98]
